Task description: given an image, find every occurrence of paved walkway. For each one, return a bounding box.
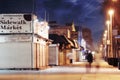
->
[39,74,120,80]
[39,60,120,74]
[0,60,119,74]
[0,60,120,80]
[38,60,120,80]
[72,60,113,68]
[39,66,120,74]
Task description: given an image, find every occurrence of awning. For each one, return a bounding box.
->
[49,34,69,45]
[49,34,79,49]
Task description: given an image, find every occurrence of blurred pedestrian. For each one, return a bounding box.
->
[86,51,93,72]
[85,50,89,60]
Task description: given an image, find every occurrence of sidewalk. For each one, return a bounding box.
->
[39,60,120,74]
[0,60,119,74]
[71,60,114,68]
[0,60,119,80]
[39,74,120,80]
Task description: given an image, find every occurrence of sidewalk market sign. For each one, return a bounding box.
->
[0,14,32,33]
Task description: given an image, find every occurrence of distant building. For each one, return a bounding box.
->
[49,25,71,38]
[82,27,94,51]
[103,0,120,34]
[103,0,120,65]
[49,21,78,39]
[66,22,78,40]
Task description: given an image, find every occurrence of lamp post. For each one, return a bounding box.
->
[106,20,110,59]
[103,30,108,59]
[108,9,114,58]
[106,20,110,43]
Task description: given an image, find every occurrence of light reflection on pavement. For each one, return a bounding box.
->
[39,66,120,74]
[0,66,119,74]
[0,66,120,80]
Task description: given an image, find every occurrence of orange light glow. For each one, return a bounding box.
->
[108,9,114,16]
[112,0,118,2]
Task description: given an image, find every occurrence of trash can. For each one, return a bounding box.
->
[118,61,120,70]
[118,58,120,70]
[113,58,118,67]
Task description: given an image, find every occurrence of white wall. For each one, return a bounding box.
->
[0,42,32,68]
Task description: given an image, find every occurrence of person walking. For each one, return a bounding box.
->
[86,51,93,72]
[86,52,93,65]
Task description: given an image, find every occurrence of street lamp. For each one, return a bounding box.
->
[108,9,114,57]
[112,0,118,2]
[108,9,114,21]
[103,29,108,57]
[106,20,111,59]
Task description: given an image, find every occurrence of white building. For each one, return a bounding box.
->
[0,14,50,70]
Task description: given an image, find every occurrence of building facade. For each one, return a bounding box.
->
[0,14,50,69]
[103,0,120,66]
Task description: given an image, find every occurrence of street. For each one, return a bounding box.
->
[0,60,120,80]
[0,68,120,80]
[0,0,120,80]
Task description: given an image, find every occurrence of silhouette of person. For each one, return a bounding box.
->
[86,51,93,72]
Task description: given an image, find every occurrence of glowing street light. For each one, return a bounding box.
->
[108,9,114,16]
[108,9,114,24]
[104,30,107,38]
[106,20,110,25]
[112,0,118,2]
[105,20,111,58]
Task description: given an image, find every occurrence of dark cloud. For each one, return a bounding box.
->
[36,0,104,22]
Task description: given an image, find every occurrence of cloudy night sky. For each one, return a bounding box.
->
[0,0,105,42]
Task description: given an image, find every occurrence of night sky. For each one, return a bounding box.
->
[0,0,105,42]
[35,0,105,42]
[0,0,34,13]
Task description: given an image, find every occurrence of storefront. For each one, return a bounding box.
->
[115,35,120,69]
[0,14,50,70]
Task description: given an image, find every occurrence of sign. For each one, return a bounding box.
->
[0,14,32,33]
